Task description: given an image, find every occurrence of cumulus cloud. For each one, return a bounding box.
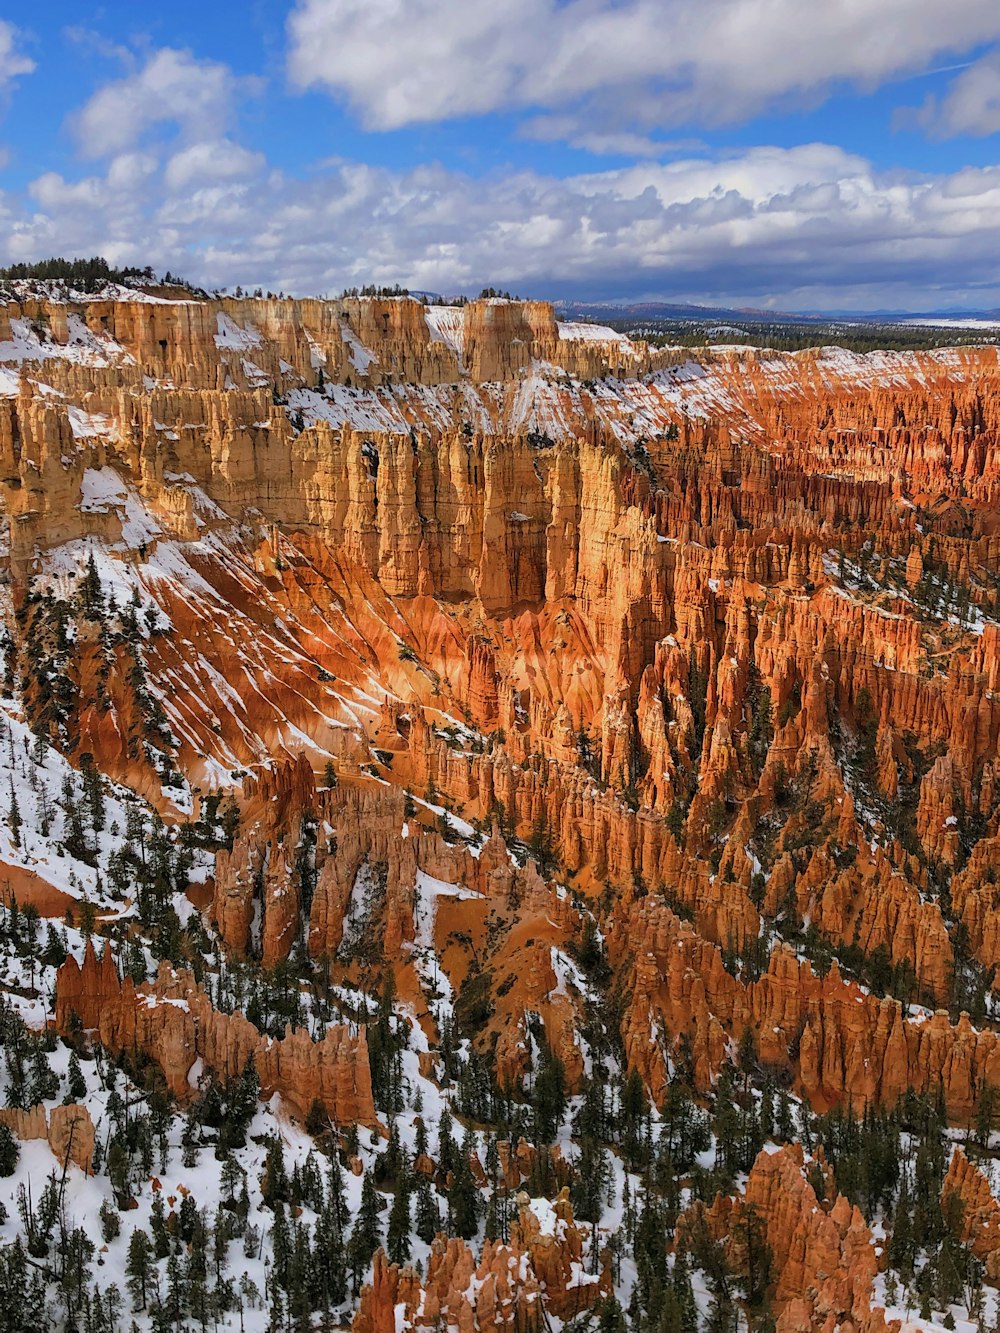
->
[286,0,1000,142]
[0,21,34,90]
[164,140,266,191]
[72,47,256,157]
[6,136,1000,310]
[903,47,1000,137]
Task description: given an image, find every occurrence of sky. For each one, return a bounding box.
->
[1,1,1000,310]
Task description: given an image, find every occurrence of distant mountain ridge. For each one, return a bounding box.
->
[554,298,1000,324]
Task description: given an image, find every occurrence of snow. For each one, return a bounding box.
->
[71,469,164,557]
[68,405,116,439]
[0,298,994,1329]
[0,278,195,305]
[339,318,378,374]
[424,305,465,358]
[902,316,1000,329]
[0,674,203,918]
[214,312,263,351]
[557,319,632,353]
[287,384,410,433]
[79,466,129,513]
[0,314,133,369]
[408,870,483,1018]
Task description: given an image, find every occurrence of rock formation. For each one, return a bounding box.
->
[0,1103,95,1174]
[5,290,1000,1323]
[352,1190,608,1333]
[687,1145,898,1333]
[55,942,376,1126]
[941,1147,1000,1279]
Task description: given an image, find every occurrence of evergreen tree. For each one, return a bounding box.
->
[449,1127,481,1240]
[79,752,106,833]
[7,781,20,850]
[126,1228,153,1311]
[0,1123,19,1176]
[414,1173,440,1245]
[349,1171,382,1290]
[532,1041,567,1146]
[387,1167,412,1263]
[67,1051,86,1100]
[81,550,103,616]
[573,1135,609,1223]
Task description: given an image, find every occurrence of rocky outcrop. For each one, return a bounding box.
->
[687,1145,898,1333]
[609,895,1000,1121]
[6,293,1000,1129]
[941,1147,1000,1280]
[352,1191,608,1333]
[55,943,377,1126]
[0,1103,95,1174]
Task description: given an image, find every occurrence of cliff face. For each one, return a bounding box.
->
[0,1103,95,1174]
[209,756,590,1091]
[607,893,1000,1121]
[942,1147,1000,1279]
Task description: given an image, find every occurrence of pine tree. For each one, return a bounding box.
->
[223,1057,259,1149]
[387,1168,412,1263]
[437,1108,456,1173]
[7,781,20,849]
[673,1250,699,1333]
[126,1228,153,1311]
[65,1050,87,1100]
[0,1123,18,1176]
[80,752,106,833]
[620,1068,646,1169]
[529,808,557,877]
[82,550,103,617]
[573,1136,609,1223]
[99,1198,121,1243]
[532,1042,567,1146]
[261,1136,289,1205]
[732,1203,771,1311]
[349,1171,382,1289]
[107,1138,130,1208]
[414,1173,440,1245]
[450,1127,481,1240]
[151,1189,170,1259]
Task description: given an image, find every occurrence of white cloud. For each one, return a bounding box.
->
[904,47,1000,137]
[72,48,253,157]
[8,138,1000,310]
[520,116,705,158]
[164,140,265,191]
[0,21,34,90]
[286,0,1000,142]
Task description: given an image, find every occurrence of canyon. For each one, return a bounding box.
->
[2,284,1000,1331]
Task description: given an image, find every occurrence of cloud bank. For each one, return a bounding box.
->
[6,128,1000,308]
[287,0,1000,142]
[2,14,1000,310]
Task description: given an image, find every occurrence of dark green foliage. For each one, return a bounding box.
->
[0,256,159,291]
[349,1171,381,1289]
[0,1124,18,1177]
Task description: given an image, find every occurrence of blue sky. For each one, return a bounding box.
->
[2,1,1000,309]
